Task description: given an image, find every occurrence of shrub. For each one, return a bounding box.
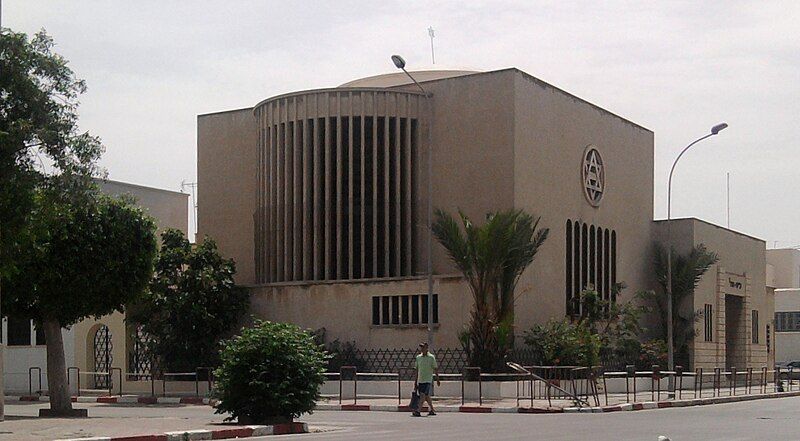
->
[523,319,601,367]
[311,328,366,372]
[213,320,327,423]
[637,339,668,370]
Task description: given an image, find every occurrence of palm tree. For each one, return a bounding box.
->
[646,243,719,367]
[432,208,548,371]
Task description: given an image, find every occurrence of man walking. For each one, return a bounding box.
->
[413,342,440,416]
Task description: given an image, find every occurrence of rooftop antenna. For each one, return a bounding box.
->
[726,172,730,229]
[428,26,436,64]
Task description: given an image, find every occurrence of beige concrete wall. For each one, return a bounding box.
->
[97,180,188,236]
[197,108,258,284]
[653,219,768,369]
[775,288,800,363]
[405,70,517,276]
[249,276,470,349]
[511,70,655,332]
[767,249,800,289]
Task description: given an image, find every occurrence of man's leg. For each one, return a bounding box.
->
[426,394,435,414]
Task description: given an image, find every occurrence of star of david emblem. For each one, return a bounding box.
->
[582,146,604,206]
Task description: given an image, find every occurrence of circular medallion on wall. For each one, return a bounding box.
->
[582,145,604,207]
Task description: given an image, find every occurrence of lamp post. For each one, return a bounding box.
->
[666,122,728,378]
[391,55,434,348]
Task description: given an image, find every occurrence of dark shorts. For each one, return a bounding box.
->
[417,382,432,396]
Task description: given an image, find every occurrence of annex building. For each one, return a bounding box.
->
[198,68,772,369]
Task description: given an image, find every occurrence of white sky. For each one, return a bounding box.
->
[5,1,799,246]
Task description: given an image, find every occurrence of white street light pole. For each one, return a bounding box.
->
[666,122,728,376]
[391,55,435,348]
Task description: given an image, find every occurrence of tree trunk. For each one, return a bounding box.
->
[44,318,73,413]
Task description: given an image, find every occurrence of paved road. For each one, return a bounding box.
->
[5,397,800,440]
[299,397,800,441]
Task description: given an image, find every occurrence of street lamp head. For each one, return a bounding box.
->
[391,55,406,69]
[711,123,728,135]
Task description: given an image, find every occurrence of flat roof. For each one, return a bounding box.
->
[653,216,765,243]
[384,67,652,133]
[95,178,189,198]
[197,106,253,118]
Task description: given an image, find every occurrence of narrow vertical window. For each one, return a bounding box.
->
[766,324,771,353]
[433,294,439,324]
[565,220,573,315]
[752,310,759,344]
[581,223,588,313]
[391,296,400,325]
[411,295,420,324]
[610,230,617,303]
[572,221,581,315]
[422,295,429,324]
[372,297,380,325]
[381,296,390,325]
[589,225,595,292]
[401,295,410,325]
[704,304,713,342]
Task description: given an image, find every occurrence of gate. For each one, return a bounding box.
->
[93,325,113,389]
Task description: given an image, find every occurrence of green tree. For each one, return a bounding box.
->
[1,28,105,416]
[432,208,548,371]
[3,185,157,415]
[1,29,104,280]
[641,243,719,368]
[131,229,249,373]
[214,320,327,424]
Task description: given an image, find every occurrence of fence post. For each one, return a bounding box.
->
[714,367,720,397]
[625,365,636,403]
[29,367,42,396]
[696,368,703,398]
[730,367,736,396]
[675,366,683,400]
[651,365,659,402]
[746,368,753,394]
[397,372,401,406]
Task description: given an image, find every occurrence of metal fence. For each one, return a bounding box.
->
[330,347,631,378]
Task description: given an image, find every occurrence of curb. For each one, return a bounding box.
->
[315,390,800,415]
[6,395,217,406]
[54,422,308,441]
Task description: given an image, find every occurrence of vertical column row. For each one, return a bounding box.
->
[257,91,420,282]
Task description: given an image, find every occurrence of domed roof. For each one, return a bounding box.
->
[339,70,479,88]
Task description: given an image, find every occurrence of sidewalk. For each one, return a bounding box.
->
[1,402,311,441]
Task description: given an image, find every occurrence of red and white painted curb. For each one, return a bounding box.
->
[5,395,217,406]
[54,422,308,441]
[317,390,800,414]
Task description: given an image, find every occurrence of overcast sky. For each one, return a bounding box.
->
[5,1,799,246]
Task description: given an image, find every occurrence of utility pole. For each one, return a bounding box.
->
[1,0,6,422]
[428,27,436,64]
[181,180,198,242]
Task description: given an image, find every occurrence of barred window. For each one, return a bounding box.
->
[372,294,438,326]
[565,219,617,317]
[766,324,771,353]
[752,310,759,344]
[704,304,713,342]
[776,312,800,332]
